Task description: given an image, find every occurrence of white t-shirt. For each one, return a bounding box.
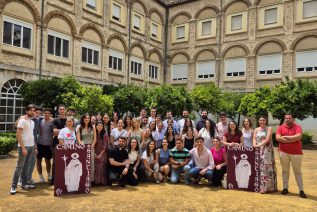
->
[199,128,214,149]
[58,127,76,145]
[17,118,35,147]
[129,150,139,164]
[142,150,155,163]
[111,128,128,145]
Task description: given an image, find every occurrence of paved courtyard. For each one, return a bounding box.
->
[0,149,316,211]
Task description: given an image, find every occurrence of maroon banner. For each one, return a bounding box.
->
[54,144,91,196]
[227,146,260,192]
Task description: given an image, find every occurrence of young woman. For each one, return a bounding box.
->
[110,119,128,148]
[141,128,152,152]
[156,138,170,182]
[96,112,102,123]
[111,112,119,129]
[242,118,253,148]
[223,120,244,147]
[127,138,143,185]
[94,121,108,186]
[198,119,216,149]
[58,117,76,145]
[164,126,176,149]
[90,115,97,127]
[253,116,277,193]
[210,137,227,187]
[129,118,143,149]
[149,121,157,133]
[142,140,159,183]
[76,114,96,183]
[124,115,132,132]
[182,118,198,137]
[167,118,179,135]
[102,114,111,139]
[182,127,195,151]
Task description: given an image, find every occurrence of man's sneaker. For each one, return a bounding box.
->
[156,180,161,184]
[38,175,45,183]
[17,180,22,187]
[22,184,36,189]
[281,188,289,195]
[10,186,17,195]
[48,174,52,182]
[28,179,36,185]
[299,191,307,198]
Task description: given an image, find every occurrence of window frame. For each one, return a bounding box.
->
[224,58,246,77]
[196,61,216,79]
[108,49,124,72]
[47,30,70,59]
[257,54,282,75]
[81,41,100,66]
[149,63,159,80]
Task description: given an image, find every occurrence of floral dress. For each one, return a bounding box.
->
[255,127,277,193]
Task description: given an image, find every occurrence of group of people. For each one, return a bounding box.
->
[10,105,307,198]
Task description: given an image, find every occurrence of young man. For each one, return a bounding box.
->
[51,105,67,185]
[141,116,149,130]
[163,111,179,133]
[170,138,191,184]
[276,114,307,198]
[139,108,147,120]
[10,105,36,195]
[216,112,228,141]
[177,109,195,133]
[36,108,54,183]
[184,137,214,185]
[108,137,132,187]
[148,108,157,124]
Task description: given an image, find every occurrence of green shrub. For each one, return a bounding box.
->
[0,136,17,155]
[0,132,16,138]
[272,132,312,146]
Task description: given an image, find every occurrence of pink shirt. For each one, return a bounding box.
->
[210,147,226,165]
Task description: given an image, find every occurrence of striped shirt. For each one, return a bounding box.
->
[170,147,191,163]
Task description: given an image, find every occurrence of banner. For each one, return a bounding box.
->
[54,144,91,196]
[227,146,260,192]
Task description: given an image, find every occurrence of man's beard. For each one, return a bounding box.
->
[202,115,207,119]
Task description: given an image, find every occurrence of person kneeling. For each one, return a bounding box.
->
[108,137,131,187]
[142,140,160,183]
[170,138,191,184]
[184,136,214,185]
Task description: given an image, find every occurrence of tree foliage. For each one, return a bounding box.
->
[146,84,192,117]
[112,85,148,117]
[190,82,222,114]
[219,92,246,120]
[238,86,271,117]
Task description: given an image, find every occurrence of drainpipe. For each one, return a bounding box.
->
[127,0,132,85]
[217,0,223,88]
[39,0,45,79]
[163,6,169,83]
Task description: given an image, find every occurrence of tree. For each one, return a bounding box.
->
[146,84,192,117]
[267,79,316,123]
[190,82,222,114]
[19,78,60,108]
[72,85,113,115]
[238,86,271,118]
[112,84,148,117]
[219,91,246,120]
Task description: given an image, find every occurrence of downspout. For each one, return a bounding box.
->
[39,0,45,79]
[217,0,223,88]
[127,0,132,85]
[163,5,169,83]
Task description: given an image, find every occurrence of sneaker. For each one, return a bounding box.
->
[10,186,17,195]
[28,179,36,185]
[17,180,22,187]
[156,180,161,184]
[38,175,45,183]
[48,174,52,182]
[22,184,36,189]
[281,188,289,195]
[299,191,307,198]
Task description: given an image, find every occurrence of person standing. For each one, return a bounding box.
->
[253,116,277,193]
[242,118,253,148]
[223,120,244,147]
[276,114,307,198]
[162,111,179,132]
[210,137,227,187]
[94,121,108,186]
[196,109,216,132]
[36,108,54,183]
[148,108,157,124]
[216,112,228,142]
[58,117,77,145]
[198,119,217,149]
[178,109,195,133]
[110,119,128,148]
[10,105,36,195]
[51,105,67,185]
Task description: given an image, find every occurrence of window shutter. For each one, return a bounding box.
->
[231,15,242,30]
[264,8,277,24]
[197,61,215,76]
[303,0,317,18]
[258,54,281,71]
[202,21,212,36]
[296,51,317,68]
[225,58,246,73]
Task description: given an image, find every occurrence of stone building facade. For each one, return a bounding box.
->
[0,0,317,130]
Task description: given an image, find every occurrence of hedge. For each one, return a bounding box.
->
[0,136,16,155]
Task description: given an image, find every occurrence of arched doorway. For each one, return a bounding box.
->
[0,79,25,131]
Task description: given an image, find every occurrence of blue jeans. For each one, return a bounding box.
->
[171,166,189,184]
[28,150,36,181]
[184,164,213,183]
[12,146,34,187]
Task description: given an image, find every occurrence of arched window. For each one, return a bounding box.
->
[0,79,24,131]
